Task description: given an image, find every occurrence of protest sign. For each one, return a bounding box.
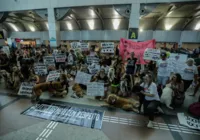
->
[75,71,92,85]
[18,82,35,96]
[101,42,115,53]
[71,42,89,51]
[79,42,89,50]
[22,103,104,129]
[120,39,156,64]
[88,64,100,75]
[34,64,47,76]
[143,48,160,61]
[46,72,60,82]
[55,54,66,63]
[43,56,55,67]
[169,53,188,62]
[71,42,80,50]
[87,56,99,64]
[177,113,200,130]
[87,82,104,96]
[1,46,10,56]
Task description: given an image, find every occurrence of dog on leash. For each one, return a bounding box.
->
[160,84,174,109]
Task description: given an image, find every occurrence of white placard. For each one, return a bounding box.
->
[46,72,60,82]
[43,56,55,67]
[71,42,89,51]
[167,59,185,75]
[79,42,89,50]
[34,64,47,76]
[71,42,80,50]
[18,82,35,96]
[55,54,66,63]
[88,64,100,75]
[177,113,200,130]
[101,42,114,53]
[75,71,92,85]
[87,82,104,96]
[143,48,160,61]
[169,53,188,62]
[86,56,99,64]
[1,46,10,56]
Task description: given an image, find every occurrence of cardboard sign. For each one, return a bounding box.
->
[55,54,66,63]
[34,64,47,76]
[18,82,35,96]
[177,113,200,130]
[22,103,104,129]
[79,42,89,50]
[2,46,10,56]
[46,72,60,82]
[75,71,92,85]
[88,64,100,75]
[43,56,55,67]
[101,42,114,53]
[87,82,104,96]
[143,48,160,61]
[87,56,99,64]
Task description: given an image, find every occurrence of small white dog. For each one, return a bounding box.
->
[160,84,174,110]
[108,67,115,82]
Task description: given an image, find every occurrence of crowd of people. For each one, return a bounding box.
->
[0,43,200,128]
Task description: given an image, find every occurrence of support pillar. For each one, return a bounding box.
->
[48,8,61,48]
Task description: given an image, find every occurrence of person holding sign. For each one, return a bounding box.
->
[93,68,109,100]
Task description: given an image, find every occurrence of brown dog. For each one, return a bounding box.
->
[32,81,65,101]
[72,83,84,98]
[104,94,140,113]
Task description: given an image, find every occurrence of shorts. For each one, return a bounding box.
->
[157,76,169,86]
[126,68,135,75]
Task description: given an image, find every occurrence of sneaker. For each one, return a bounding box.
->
[147,121,153,128]
[157,106,164,114]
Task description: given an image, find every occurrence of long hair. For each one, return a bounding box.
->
[175,73,182,84]
[146,74,153,88]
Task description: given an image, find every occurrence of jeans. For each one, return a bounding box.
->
[157,76,169,86]
[143,100,160,121]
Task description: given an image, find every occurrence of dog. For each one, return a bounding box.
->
[160,84,174,109]
[104,94,140,113]
[32,81,67,101]
[72,83,84,98]
[108,67,115,82]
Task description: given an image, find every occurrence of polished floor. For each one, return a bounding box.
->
[0,83,200,140]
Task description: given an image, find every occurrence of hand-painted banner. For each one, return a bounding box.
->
[119,39,156,64]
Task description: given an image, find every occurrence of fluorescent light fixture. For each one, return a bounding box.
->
[113,19,120,30]
[165,24,172,30]
[90,9,95,17]
[167,11,173,16]
[194,23,200,30]
[30,26,35,31]
[88,20,94,30]
[67,22,73,30]
[8,23,18,31]
[46,23,49,29]
[139,28,143,32]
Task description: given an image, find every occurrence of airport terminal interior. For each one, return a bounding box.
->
[0,0,200,140]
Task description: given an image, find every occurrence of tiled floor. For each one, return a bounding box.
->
[0,83,200,140]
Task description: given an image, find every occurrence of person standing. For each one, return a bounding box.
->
[182,58,198,93]
[140,74,160,128]
[156,52,170,88]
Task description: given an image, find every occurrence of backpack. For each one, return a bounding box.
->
[188,102,200,117]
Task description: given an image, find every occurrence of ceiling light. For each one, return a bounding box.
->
[167,11,173,16]
[194,23,200,30]
[30,26,35,31]
[90,9,95,17]
[88,20,94,30]
[67,22,73,30]
[46,23,49,29]
[139,29,143,32]
[8,23,18,31]
[165,24,172,30]
[113,19,120,30]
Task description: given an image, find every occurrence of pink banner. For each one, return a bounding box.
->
[119,38,156,64]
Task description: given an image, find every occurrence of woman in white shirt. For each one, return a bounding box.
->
[182,58,198,92]
[140,74,160,128]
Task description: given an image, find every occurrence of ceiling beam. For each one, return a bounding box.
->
[182,15,200,30]
[91,7,104,30]
[69,9,81,30]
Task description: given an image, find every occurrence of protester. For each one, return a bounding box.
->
[140,74,160,128]
[156,52,170,88]
[182,58,198,93]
